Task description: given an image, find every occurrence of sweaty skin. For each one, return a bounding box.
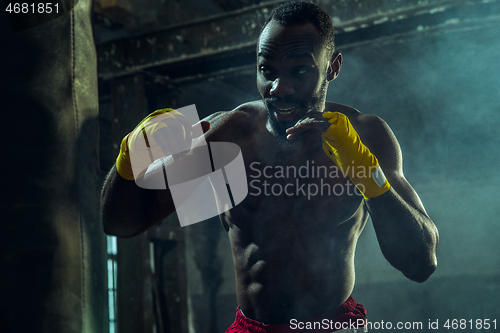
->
[101,20,438,326]
[204,101,371,324]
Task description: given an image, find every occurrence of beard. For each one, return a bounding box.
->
[264,78,329,147]
[265,97,304,147]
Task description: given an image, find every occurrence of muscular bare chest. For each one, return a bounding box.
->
[224,125,364,237]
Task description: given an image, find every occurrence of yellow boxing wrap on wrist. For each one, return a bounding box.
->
[321,112,390,199]
[115,108,182,180]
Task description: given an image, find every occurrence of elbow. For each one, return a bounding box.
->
[103,221,141,239]
[102,212,143,239]
[406,230,439,283]
[103,220,122,238]
[103,219,129,238]
[404,256,437,283]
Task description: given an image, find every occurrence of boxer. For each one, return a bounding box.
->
[101,2,439,332]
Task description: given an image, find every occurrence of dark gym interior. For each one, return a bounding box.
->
[1,0,499,332]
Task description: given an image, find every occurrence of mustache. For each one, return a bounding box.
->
[264,96,304,106]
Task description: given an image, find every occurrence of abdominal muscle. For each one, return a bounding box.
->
[211,102,369,323]
[221,190,367,324]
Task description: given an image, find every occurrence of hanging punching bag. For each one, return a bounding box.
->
[0,1,107,332]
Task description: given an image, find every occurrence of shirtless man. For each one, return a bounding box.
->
[101,2,439,332]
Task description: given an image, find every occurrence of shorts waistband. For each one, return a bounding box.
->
[231,296,367,333]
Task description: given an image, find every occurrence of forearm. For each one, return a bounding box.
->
[101,165,176,238]
[365,188,439,282]
[101,147,211,237]
[101,108,216,237]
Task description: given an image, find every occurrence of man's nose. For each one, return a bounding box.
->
[270,77,295,97]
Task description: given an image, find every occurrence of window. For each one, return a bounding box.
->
[107,236,118,333]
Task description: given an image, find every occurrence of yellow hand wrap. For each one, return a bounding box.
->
[321,112,390,199]
[115,108,183,180]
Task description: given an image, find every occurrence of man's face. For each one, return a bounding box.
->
[257,20,336,143]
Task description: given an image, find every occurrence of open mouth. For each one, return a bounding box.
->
[271,104,301,122]
[275,106,295,115]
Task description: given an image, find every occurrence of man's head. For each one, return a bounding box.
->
[256,1,341,145]
[259,1,336,56]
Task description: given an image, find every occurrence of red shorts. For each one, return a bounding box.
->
[225,296,366,333]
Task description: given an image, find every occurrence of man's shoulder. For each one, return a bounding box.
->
[201,101,266,141]
[326,102,402,174]
[325,102,388,139]
[205,101,265,120]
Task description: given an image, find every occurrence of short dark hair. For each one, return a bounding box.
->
[260,1,336,54]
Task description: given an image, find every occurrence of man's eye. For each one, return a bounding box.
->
[296,67,309,75]
[260,66,273,75]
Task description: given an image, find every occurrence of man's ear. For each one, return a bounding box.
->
[327,52,342,81]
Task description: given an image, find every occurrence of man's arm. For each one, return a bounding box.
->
[101,110,214,238]
[286,107,438,282]
[101,108,250,238]
[360,115,439,282]
[101,164,177,238]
